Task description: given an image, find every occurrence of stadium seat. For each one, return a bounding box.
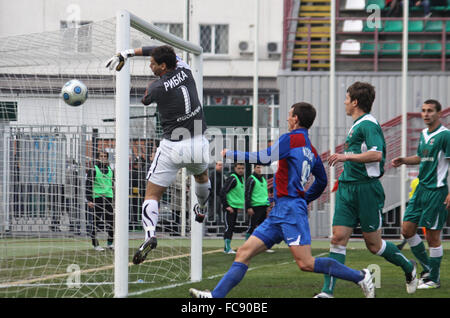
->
[363,20,383,32]
[340,39,361,55]
[345,0,366,10]
[422,42,442,55]
[446,42,450,56]
[424,20,443,32]
[408,42,422,55]
[343,20,363,32]
[384,20,403,32]
[446,21,450,32]
[360,42,377,55]
[430,0,448,10]
[408,20,424,32]
[380,42,401,55]
[366,0,385,10]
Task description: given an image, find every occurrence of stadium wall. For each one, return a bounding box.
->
[278,71,450,135]
[278,71,450,237]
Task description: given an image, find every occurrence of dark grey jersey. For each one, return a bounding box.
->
[141,58,207,140]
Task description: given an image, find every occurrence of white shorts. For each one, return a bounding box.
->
[146,135,210,187]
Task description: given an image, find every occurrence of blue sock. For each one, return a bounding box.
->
[314,257,364,284]
[212,262,248,298]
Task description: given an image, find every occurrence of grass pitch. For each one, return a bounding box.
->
[134,239,450,298]
[1,238,449,298]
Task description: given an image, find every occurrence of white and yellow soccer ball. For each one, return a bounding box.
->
[61,79,88,106]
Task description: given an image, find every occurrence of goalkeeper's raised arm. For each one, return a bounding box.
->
[106,46,191,71]
[105,46,155,71]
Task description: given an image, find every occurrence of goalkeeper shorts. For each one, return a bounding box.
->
[146,135,209,187]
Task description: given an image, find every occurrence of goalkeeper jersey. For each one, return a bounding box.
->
[416,124,450,189]
[340,113,386,183]
[141,56,207,140]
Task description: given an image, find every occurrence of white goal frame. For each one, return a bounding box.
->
[115,10,203,298]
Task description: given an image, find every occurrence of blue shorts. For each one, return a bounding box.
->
[252,197,311,248]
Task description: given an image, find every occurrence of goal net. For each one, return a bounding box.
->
[0,11,202,298]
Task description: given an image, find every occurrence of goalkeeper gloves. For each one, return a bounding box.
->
[105,49,135,71]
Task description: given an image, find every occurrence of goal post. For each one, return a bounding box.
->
[115,10,204,297]
[0,10,203,299]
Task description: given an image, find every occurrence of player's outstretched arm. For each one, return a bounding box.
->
[105,49,136,71]
[221,135,290,165]
[391,155,421,167]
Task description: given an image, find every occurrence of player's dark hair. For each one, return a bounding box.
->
[424,99,442,112]
[151,45,177,69]
[97,151,109,159]
[291,102,316,129]
[347,81,375,113]
[234,163,245,169]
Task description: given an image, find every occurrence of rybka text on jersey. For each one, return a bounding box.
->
[163,70,188,91]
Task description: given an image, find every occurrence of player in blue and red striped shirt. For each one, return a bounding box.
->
[189,102,376,298]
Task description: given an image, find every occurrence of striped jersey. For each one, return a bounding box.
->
[226,128,327,204]
[417,124,450,189]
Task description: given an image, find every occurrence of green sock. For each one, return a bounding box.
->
[410,241,431,273]
[429,246,443,283]
[224,239,231,251]
[321,246,346,295]
[379,240,413,273]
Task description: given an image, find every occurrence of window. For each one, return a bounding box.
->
[200,24,229,54]
[154,23,184,38]
[0,101,17,121]
[60,20,92,53]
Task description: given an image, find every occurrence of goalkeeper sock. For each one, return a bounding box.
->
[406,234,430,273]
[212,262,248,298]
[429,246,443,283]
[195,180,211,208]
[142,199,159,240]
[314,257,363,284]
[377,240,413,274]
[321,244,346,295]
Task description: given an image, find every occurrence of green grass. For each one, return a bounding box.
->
[1,238,449,298]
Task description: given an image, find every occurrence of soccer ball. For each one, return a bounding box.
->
[61,79,88,106]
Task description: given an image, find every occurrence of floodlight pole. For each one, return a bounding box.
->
[252,0,259,152]
[329,0,336,238]
[400,0,409,229]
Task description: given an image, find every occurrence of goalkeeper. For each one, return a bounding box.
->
[106,45,211,265]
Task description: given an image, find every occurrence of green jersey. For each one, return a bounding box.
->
[417,124,450,189]
[340,113,386,182]
[93,165,114,198]
[227,173,245,209]
[250,175,270,207]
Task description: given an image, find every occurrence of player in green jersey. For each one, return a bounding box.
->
[392,99,450,289]
[315,82,418,298]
